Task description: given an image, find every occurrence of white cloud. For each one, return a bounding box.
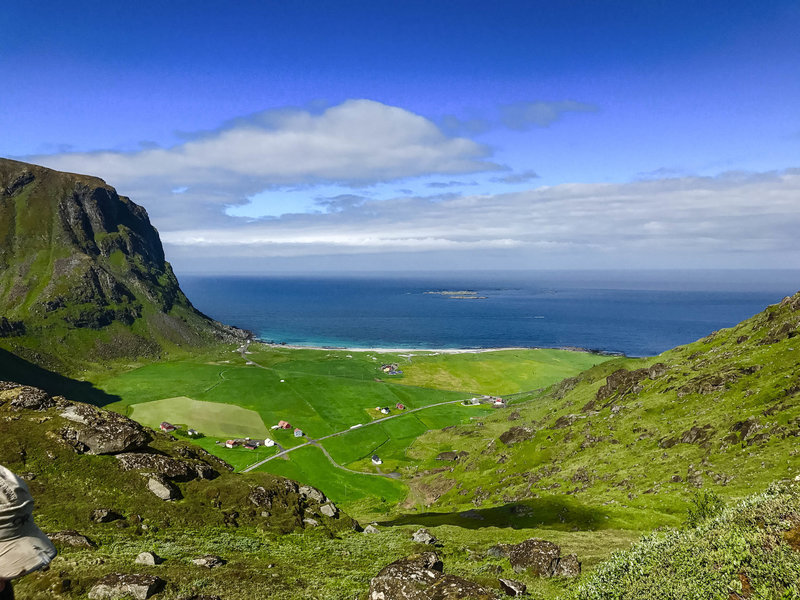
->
[160,168,800,269]
[30,100,499,227]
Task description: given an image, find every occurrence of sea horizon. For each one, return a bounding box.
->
[178,269,800,357]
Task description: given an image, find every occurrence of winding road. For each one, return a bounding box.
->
[237,340,484,474]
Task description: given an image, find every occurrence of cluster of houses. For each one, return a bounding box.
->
[160,422,200,437]
[375,403,405,415]
[463,395,506,407]
[380,363,403,375]
[271,420,304,437]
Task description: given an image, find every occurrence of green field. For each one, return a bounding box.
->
[130,396,270,438]
[96,343,612,510]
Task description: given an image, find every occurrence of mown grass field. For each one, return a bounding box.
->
[96,344,612,511]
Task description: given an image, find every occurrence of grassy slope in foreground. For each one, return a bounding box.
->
[398,290,800,531]
[95,345,611,510]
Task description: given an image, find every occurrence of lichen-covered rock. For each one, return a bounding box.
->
[364,524,380,534]
[191,555,226,569]
[368,552,498,599]
[91,508,124,523]
[88,573,164,599]
[59,403,151,454]
[299,484,326,503]
[498,578,526,596]
[135,551,163,566]
[499,426,534,445]
[0,384,55,411]
[319,503,338,518]
[48,529,96,548]
[116,452,218,481]
[553,553,581,577]
[146,474,181,501]
[489,538,579,577]
[412,528,437,545]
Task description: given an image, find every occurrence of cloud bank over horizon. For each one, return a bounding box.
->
[22,98,800,273]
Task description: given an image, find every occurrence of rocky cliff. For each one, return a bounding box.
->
[0,158,247,371]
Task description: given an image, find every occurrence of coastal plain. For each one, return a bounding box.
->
[95,345,612,509]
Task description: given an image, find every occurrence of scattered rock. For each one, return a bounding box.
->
[299,484,326,503]
[553,553,581,577]
[116,453,218,481]
[368,552,498,600]
[553,414,582,429]
[489,538,580,577]
[498,578,526,596]
[48,530,96,548]
[59,403,151,454]
[412,528,437,545]
[364,524,380,534]
[319,503,338,518]
[135,551,163,566]
[191,555,226,569]
[731,417,760,441]
[303,518,319,527]
[499,426,534,445]
[146,474,181,501]
[592,367,656,408]
[88,573,164,599]
[91,509,124,523]
[436,450,469,461]
[1,384,55,410]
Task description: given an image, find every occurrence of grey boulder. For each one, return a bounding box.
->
[368,552,498,600]
[88,573,164,599]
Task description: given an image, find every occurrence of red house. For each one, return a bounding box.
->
[278,420,292,429]
[396,403,405,410]
[160,422,177,432]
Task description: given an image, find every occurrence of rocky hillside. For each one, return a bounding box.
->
[0,158,246,373]
[0,379,359,598]
[402,291,800,523]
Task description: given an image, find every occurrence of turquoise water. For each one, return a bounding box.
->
[179,270,799,357]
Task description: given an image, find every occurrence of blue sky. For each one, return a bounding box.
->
[2,1,799,272]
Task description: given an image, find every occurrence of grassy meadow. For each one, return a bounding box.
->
[94,344,611,510]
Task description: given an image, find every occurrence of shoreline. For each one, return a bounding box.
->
[255,340,626,356]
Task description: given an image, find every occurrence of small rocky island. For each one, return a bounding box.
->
[424,290,488,299]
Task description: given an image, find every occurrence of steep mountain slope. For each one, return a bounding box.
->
[400,291,800,523]
[0,379,359,598]
[0,158,246,372]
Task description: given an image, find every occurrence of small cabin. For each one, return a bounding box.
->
[380,407,390,415]
[293,428,304,437]
[371,455,382,465]
[160,422,177,433]
[187,428,198,437]
[278,420,292,429]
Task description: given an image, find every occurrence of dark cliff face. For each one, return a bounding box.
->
[0,158,246,367]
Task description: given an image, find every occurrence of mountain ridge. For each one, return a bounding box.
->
[0,158,248,373]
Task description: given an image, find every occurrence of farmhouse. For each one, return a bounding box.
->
[225,440,238,449]
[159,422,177,433]
[278,420,292,429]
[243,441,259,450]
[294,428,304,437]
[264,438,275,447]
[396,403,405,410]
[371,455,382,465]
[187,428,199,437]
[380,407,390,415]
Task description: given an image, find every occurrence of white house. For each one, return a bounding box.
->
[264,438,275,447]
[371,455,383,465]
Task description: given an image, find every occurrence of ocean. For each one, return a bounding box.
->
[178,270,800,357]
